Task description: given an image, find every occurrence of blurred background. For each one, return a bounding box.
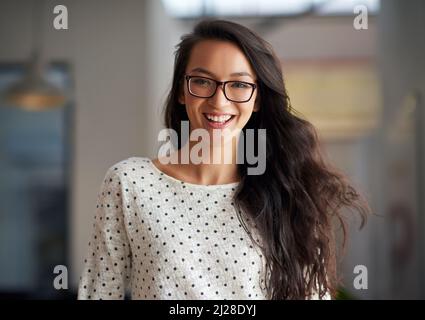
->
[0,0,424,299]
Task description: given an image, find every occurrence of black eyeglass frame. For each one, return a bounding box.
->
[185,74,257,103]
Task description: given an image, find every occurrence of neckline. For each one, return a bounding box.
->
[146,158,240,189]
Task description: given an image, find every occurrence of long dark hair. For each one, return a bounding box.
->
[164,19,370,299]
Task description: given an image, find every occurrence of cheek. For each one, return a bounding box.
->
[238,103,256,123]
[185,96,200,112]
[183,86,202,108]
[184,96,204,123]
[184,93,197,107]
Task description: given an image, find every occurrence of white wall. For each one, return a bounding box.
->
[143,0,191,157]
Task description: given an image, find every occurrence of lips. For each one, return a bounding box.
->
[202,113,236,129]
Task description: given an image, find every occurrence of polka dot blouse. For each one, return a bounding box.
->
[77,157,269,300]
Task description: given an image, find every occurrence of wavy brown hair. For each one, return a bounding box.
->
[164,19,370,299]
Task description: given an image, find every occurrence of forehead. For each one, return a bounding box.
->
[186,40,255,78]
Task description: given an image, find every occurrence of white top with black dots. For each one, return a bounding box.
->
[77,157,268,300]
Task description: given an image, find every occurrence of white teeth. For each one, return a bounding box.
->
[205,114,232,123]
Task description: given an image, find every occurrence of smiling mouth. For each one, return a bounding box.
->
[203,113,236,124]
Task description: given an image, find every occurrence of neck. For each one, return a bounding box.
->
[177,135,240,185]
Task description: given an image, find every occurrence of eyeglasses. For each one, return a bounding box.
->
[185,75,257,103]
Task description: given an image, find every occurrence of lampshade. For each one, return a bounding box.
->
[3,53,66,111]
[2,0,67,112]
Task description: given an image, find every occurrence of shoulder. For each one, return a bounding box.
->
[102,156,153,182]
[107,156,152,173]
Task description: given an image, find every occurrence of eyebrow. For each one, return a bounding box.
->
[190,67,254,79]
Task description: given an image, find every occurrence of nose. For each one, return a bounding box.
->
[207,84,230,107]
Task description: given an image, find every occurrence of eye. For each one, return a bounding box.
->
[192,78,212,87]
[230,82,250,89]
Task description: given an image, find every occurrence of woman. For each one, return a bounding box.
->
[78,19,370,300]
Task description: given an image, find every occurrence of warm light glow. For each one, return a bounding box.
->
[5,92,66,111]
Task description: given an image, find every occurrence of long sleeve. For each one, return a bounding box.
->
[76,156,273,299]
[78,166,132,299]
